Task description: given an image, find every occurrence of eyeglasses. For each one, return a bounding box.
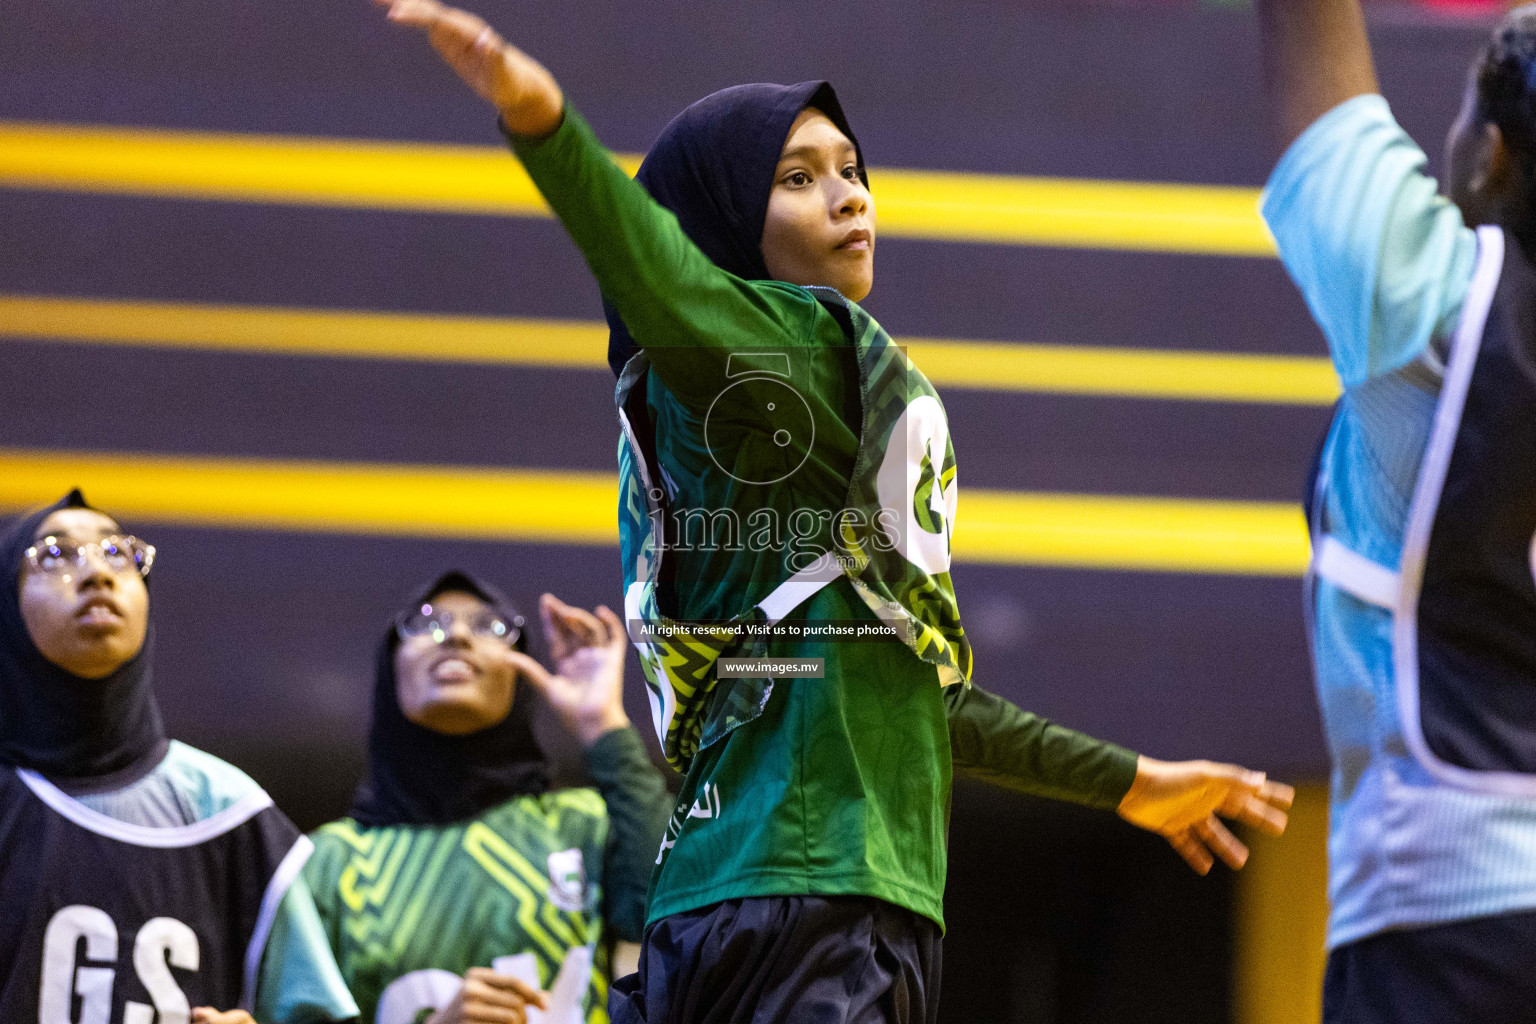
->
[23,535,156,580]
[396,603,523,647]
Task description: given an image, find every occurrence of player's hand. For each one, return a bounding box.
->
[373,0,564,137]
[1116,756,1294,875]
[190,1010,256,1024]
[426,966,550,1024]
[508,595,631,747]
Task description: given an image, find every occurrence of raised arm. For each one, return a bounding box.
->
[511,596,671,942]
[1255,0,1477,387]
[376,0,817,407]
[376,0,563,137]
[1255,0,1379,149]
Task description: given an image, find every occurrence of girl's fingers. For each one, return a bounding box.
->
[1236,793,1289,836]
[596,605,627,648]
[506,650,554,693]
[542,593,604,647]
[1217,774,1293,834]
[465,968,548,1011]
[427,8,492,57]
[1168,830,1214,875]
[1262,779,1297,810]
[480,971,550,1009]
[1196,815,1250,870]
[471,23,500,55]
[460,1001,525,1024]
[557,604,604,645]
[1217,769,1265,813]
[539,593,568,659]
[381,0,444,28]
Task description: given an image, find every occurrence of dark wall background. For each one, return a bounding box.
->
[0,2,1495,1020]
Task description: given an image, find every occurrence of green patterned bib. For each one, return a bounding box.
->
[618,288,971,771]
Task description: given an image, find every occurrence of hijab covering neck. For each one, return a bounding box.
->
[350,570,549,828]
[0,489,167,782]
[604,80,866,376]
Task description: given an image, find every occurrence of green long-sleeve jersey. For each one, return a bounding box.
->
[513,108,1138,931]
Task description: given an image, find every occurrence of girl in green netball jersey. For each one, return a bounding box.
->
[378,5,1295,1020]
[304,574,671,1024]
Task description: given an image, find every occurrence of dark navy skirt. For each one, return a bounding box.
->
[1324,908,1536,1023]
[609,895,941,1024]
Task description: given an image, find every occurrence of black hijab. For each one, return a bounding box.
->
[0,489,168,782]
[604,80,867,376]
[350,571,549,828]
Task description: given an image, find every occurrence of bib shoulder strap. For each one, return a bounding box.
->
[754,554,846,626]
[803,285,857,339]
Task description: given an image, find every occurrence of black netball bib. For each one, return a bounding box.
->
[1401,225,1536,790]
[1311,226,1536,795]
[0,765,310,1023]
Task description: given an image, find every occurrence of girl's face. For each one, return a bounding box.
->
[18,509,150,679]
[394,589,517,736]
[761,108,875,302]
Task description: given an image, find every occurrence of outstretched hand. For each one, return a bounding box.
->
[1117,757,1294,875]
[373,0,564,137]
[507,595,631,747]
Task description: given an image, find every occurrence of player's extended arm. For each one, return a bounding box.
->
[946,684,1138,810]
[947,686,1292,874]
[1256,0,1379,149]
[374,0,562,137]
[375,0,813,408]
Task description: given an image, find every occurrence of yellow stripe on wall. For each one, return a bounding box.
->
[0,121,560,218]
[0,293,610,369]
[959,489,1307,576]
[908,337,1336,406]
[872,169,1275,256]
[0,448,1310,576]
[0,449,618,545]
[0,294,1339,406]
[0,121,1277,257]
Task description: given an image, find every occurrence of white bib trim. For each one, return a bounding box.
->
[1389,225,1536,796]
[17,768,274,849]
[754,552,845,625]
[1312,536,1399,610]
[240,835,313,1012]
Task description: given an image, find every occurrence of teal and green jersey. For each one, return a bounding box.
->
[307,725,672,1024]
[308,790,609,1024]
[513,107,1139,934]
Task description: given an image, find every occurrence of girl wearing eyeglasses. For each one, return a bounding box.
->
[303,572,671,1024]
[0,490,360,1024]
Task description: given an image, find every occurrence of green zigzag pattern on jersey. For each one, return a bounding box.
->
[327,823,461,963]
[834,295,972,683]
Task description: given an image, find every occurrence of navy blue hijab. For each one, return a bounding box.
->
[0,490,167,782]
[604,80,867,376]
[350,571,549,828]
